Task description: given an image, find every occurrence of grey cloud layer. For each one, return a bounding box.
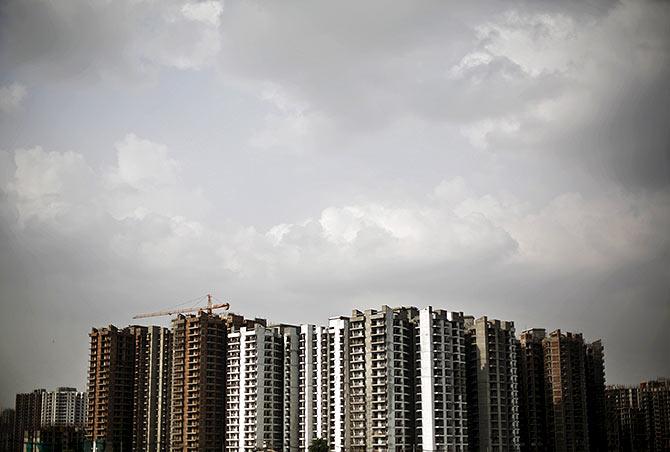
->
[0,0,669,406]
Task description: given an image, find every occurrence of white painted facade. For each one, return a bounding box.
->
[41,387,86,427]
[226,324,284,452]
[297,324,329,451]
[327,317,348,452]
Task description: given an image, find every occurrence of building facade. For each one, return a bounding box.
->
[327,316,349,452]
[465,316,520,451]
[278,324,300,452]
[518,328,548,452]
[171,312,227,452]
[14,389,46,451]
[605,385,645,452]
[543,330,590,452]
[131,325,172,452]
[296,324,329,451]
[639,378,670,452]
[415,307,468,451]
[585,340,607,451]
[87,325,135,452]
[225,321,284,452]
[40,387,86,428]
[346,306,416,451]
[1,408,16,452]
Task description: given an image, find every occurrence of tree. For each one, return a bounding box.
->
[308,438,329,452]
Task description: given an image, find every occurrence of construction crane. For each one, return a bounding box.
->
[133,293,230,319]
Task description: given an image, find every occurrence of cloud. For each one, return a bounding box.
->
[3,138,667,289]
[111,134,180,189]
[461,2,670,186]
[1,134,669,401]
[0,0,224,81]
[0,83,26,112]
[181,1,224,27]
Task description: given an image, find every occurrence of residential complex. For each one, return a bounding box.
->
[16,302,670,452]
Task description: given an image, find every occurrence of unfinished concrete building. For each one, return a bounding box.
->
[131,325,172,452]
[518,328,548,452]
[170,312,227,451]
[585,340,607,451]
[346,306,417,451]
[639,378,670,452]
[279,324,300,452]
[543,330,590,452]
[14,389,46,452]
[87,326,135,452]
[465,316,520,451]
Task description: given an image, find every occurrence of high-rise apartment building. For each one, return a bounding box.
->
[585,340,607,451]
[518,328,548,452]
[87,325,135,451]
[0,408,15,452]
[296,324,330,451]
[605,385,645,452]
[41,387,86,428]
[327,316,349,452]
[543,330,589,452]
[14,389,46,451]
[171,312,227,452]
[465,316,520,451]
[132,325,172,452]
[639,378,670,452]
[278,324,300,452]
[347,306,416,451]
[415,307,468,451]
[225,320,284,451]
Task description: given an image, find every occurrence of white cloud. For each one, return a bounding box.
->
[0,0,224,79]
[5,138,664,281]
[8,147,97,225]
[181,1,223,27]
[111,133,180,189]
[249,83,330,152]
[0,83,27,112]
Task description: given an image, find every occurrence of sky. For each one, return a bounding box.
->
[0,0,668,407]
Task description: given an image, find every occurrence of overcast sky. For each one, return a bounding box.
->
[1,0,669,407]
